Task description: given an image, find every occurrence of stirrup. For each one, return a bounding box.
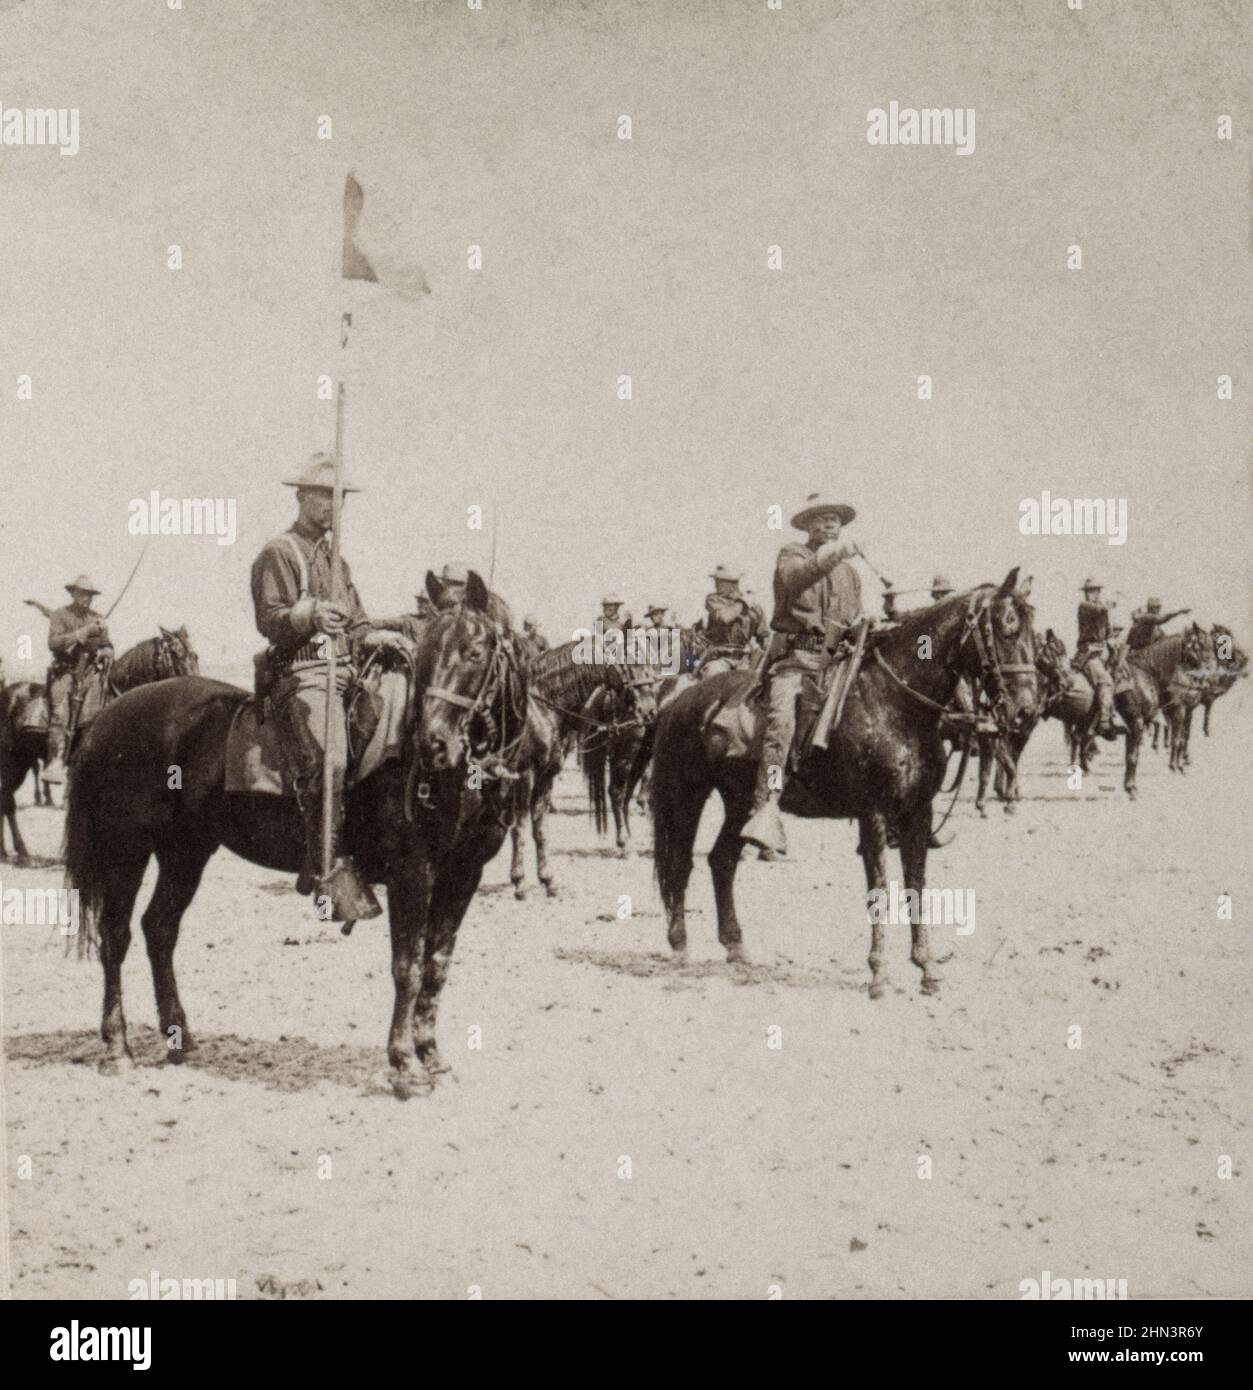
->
[742,799,787,857]
[43,753,67,785]
[315,858,382,923]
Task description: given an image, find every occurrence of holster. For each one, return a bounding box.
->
[253,647,278,721]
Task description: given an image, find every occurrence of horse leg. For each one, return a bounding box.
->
[386,854,435,1099]
[859,812,890,999]
[1123,713,1142,800]
[611,745,631,857]
[533,775,557,897]
[140,843,212,1061]
[901,806,942,995]
[98,852,150,1073]
[509,773,530,899]
[659,782,707,961]
[710,788,751,964]
[413,857,488,1080]
[975,736,990,816]
[1,759,30,863]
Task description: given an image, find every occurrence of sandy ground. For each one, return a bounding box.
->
[3,703,1250,1301]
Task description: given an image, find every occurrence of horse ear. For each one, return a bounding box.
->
[1018,575,1033,598]
[997,567,1020,596]
[159,626,173,639]
[177,626,188,640]
[425,570,443,605]
[465,570,490,613]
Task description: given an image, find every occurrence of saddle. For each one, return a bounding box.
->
[699,637,865,766]
[224,663,410,796]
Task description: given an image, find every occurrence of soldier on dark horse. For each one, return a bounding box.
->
[691,566,769,679]
[649,529,1040,994]
[741,493,863,857]
[43,575,113,785]
[1074,577,1121,739]
[64,451,528,1095]
[249,452,413,921]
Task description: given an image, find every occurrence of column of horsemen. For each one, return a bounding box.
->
[2,463,1245,911]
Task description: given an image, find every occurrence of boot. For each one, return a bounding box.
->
[1096,687,1118,739]
[316,856,382,923]
[43,732,67,784]
[742,790,787,857]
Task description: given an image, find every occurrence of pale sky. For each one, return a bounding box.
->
[1,0,1249,679]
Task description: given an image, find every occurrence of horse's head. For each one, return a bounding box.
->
[960,568,1040,730]
[1181,622,1214,671]
[604,666,659,728]
[158,625,199,676]
[414,571,524,775]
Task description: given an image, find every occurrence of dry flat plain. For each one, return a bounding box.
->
[4,698,1250,1300]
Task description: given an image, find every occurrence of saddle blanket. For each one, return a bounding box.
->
[225,669,410,796]
[699,670,827,762]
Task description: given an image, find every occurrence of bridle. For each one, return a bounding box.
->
[408,621,525,817]
[873,589,1036,736]
[530,668,659,735]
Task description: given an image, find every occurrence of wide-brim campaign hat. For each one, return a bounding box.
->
[1080,577,1102,590]
[282,451,362,492]
[930,574,954,593]
[440,562,471,584]
[791,493,856,530]
[709,565,743,584]
[601,593,624,606]
[645,603,668,615]
[65,574,101,595]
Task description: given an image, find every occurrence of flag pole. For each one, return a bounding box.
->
[321,312,350,887]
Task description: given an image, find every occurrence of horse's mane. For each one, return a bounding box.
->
[1128,630,1192,680]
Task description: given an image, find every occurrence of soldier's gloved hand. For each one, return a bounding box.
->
[311,599,351,635]
[816,540,858,571]
[359,628,413,656]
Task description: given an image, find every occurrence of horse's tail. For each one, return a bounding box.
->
[583,732,609,836]
[650,695,704,921]
[63,747,105,957]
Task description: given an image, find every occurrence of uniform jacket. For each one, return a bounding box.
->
[250,523,369,658]
[1127,612,1169,650]
[47,604,110,670]
[770,542,862,636]
[1076,600,1113,650]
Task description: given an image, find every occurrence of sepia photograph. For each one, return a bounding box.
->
[1,0,1249,1338]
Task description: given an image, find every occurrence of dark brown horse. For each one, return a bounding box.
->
[0,629,198,862]
[63,577,526,1098]
[649,573,1039,997]
[1059,626,1213,795]
[1199,625,1248,737]
[581,670,658,856]
[973,628,1071,814]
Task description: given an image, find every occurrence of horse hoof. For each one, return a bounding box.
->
[417,1045,451,1076]
[391,1068,435,1101]
[513,884,528,901]
[978,807,987,818]
[1127,788,1137,801]
[15,854,31,868]
[670,945,689,964]
[616,846,630,860]
[921,975,943,996]
[868,979,887,1001]
[542,881,558,898]
[98,1055,134,1077]
[725,944,750,965]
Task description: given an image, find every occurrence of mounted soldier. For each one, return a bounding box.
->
[641,602,669,629]
[522,613,549,653]
[599,593,633,636]
[930,575,955,603]
[741,493,862,856]
[250,453,407,922]
[44,575,113,784]
[1075,577,1119,738]
[1127,596,1190,651]
[692,565,769,678]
